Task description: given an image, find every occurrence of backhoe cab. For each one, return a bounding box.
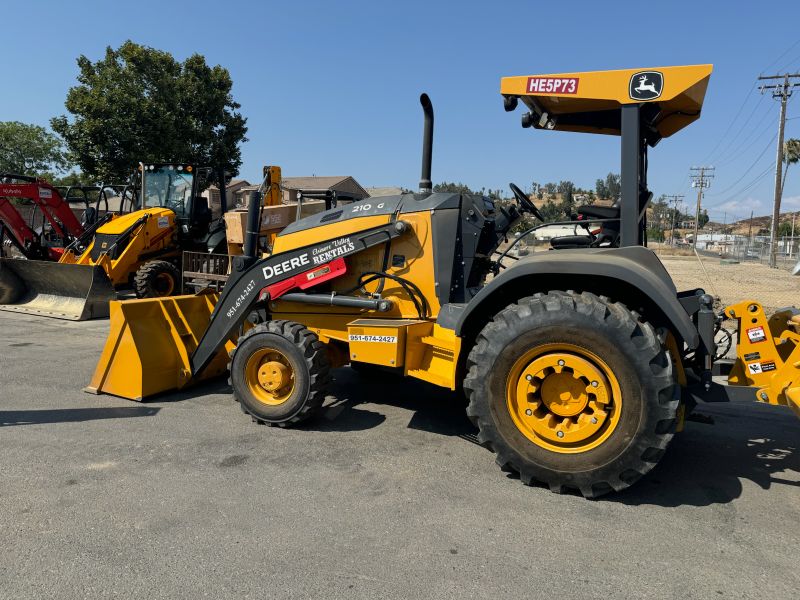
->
[88,64,799,499]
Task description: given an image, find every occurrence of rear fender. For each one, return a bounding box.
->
[455,246,699,349]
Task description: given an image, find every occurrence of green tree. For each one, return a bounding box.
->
[433,181,475,194]
[595,178,608,199]
[782,138,800,195]
[777,219,794,237]
[604,173,621,200]
[647,227,664,242]
[51,41,248,181]
[0,121,69,175]
[698,209,709,228]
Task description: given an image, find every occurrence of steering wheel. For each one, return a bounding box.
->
[509,182,544,221]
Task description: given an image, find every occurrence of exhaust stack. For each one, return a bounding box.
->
[419,93,434,194]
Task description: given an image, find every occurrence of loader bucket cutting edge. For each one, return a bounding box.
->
[0,258,117,321]
[85,293,233,401]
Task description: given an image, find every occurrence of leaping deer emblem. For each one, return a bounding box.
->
[635,75,658,95]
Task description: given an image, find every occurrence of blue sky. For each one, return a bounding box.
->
[2,0,800,222]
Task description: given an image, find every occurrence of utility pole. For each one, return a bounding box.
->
[690,167,714,250]
[759,72,800,268]
[664,194,684,246]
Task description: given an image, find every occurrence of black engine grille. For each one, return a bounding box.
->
[90,233,129,261]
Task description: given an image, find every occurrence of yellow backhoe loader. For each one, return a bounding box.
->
[0,163,228,320]
[86,65,799,498]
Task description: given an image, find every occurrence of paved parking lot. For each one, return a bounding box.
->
[1,311,798,599]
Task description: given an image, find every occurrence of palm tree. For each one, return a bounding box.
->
[782,138,800,196]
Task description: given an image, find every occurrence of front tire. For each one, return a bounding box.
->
[134,260,180,298]
[464,291,677,498]
[230,320,331,427]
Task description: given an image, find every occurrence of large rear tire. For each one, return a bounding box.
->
[464,291,677,498]
[134,260,180,298]
[230,320,331,427]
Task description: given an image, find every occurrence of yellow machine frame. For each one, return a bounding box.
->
[59,207,178,286]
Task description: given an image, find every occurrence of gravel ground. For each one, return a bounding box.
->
[659,254,799,314]
[1,311,799,599]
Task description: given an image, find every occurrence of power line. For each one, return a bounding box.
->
[689,167,714,249]
[663,194,684,246]
[700,82,758,164]
[759,72,800,267]
[706,131,777,197]
[705,163,774,209]
[712,100,774,167]
[763,38,800,73]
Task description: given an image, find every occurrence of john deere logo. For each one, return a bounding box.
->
[629,71,663,101]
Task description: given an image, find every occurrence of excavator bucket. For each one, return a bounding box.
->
[85,292,233,401]
[0,258,117,320]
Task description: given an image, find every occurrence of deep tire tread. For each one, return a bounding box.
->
[133,260,180,299]
[230,320,330,427]
[464,291,677,499]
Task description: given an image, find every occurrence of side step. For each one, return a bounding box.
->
[406,327,460,390]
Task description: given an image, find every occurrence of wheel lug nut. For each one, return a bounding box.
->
[591,417,598,424]
[557,360,565,366]
[525,409,532,416]
[591,381,599,387]
[556,431,564,438]
[526,374,533,381]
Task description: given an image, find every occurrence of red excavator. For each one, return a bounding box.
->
[0,174,132,260]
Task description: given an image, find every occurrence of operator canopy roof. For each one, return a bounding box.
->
[501,64,713,142]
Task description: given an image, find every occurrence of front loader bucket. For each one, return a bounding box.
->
[0,258,116,320]
[85,293,233,401]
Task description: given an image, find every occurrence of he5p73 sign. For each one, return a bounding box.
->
[526,77,579,94]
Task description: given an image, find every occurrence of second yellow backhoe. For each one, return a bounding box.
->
[0,163,229,320]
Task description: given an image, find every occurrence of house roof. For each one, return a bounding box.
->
[226,179,250,189]
[281,176,351,189]
[366,186,405,197]
[281,176,368,197]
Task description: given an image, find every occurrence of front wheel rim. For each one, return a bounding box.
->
[153,272,175,296]
[245,348,295,406]
[505,343,623,454]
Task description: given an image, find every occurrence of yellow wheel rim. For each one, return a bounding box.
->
[506,343,622,454]
[154,272,175,296]
[245,348,295,406]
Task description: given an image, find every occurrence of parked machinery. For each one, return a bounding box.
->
[0,163,227,320]
[86,65,799,497]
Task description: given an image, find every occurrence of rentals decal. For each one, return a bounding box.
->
[260,237,355,281]
[527,77,579,95]
[629,71,663,101]
[38,187,52,199]
[157,216,169,229]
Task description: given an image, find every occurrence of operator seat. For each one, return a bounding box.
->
[549,203,620,249]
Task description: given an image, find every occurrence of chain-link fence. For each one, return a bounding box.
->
[654,244,799,315]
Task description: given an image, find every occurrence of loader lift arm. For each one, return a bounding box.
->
[189,218,412,375]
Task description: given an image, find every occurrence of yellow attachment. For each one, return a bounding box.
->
[500,64,712,138]
[246,348,295,405]
[85,292,233,401]
[725,300,800,418]
[505,344,622,453]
